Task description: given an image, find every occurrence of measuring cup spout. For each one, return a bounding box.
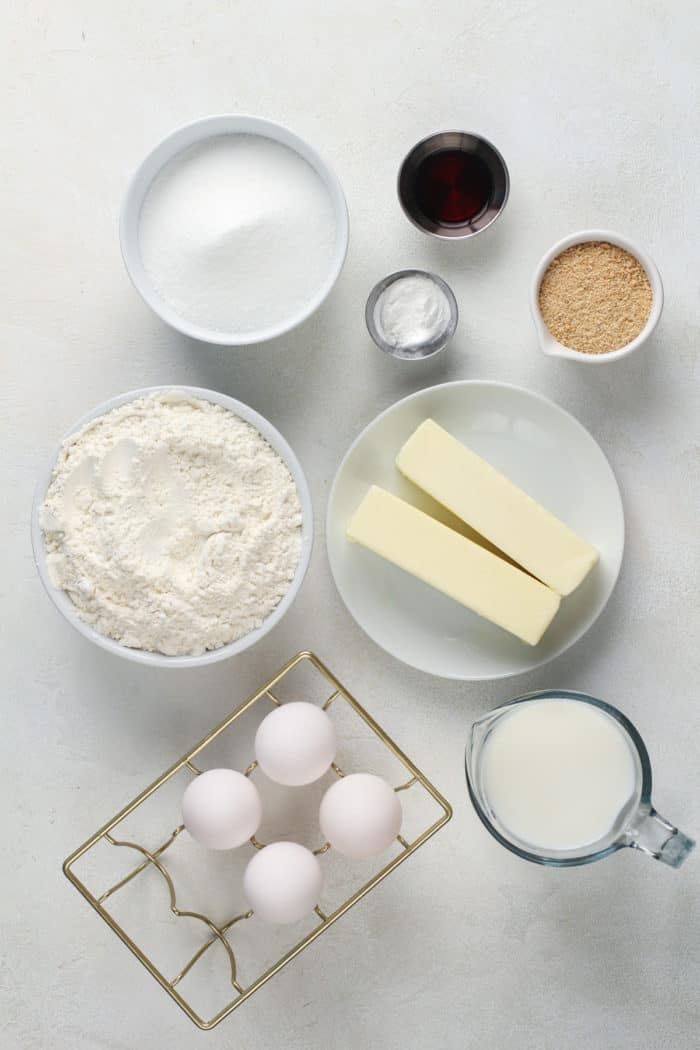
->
[466,713,496,780]
[625,803,695,869]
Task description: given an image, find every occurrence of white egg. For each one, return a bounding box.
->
[319,773,402,859]
[254,701,337,787]
[182,768,262,850]
[243,841,323,924]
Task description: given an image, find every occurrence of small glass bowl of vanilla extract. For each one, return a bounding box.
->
[398,131,509,239]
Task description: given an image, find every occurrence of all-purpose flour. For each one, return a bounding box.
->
[138,134,337,334]
[40,393,303,656]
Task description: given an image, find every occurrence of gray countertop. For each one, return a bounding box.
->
[2,2,699,1047]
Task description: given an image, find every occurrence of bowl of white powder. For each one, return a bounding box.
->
[365,269,458,360]
[32,387,313,667]
[120,115,349,345]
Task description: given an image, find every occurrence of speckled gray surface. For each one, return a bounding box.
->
[2,2,699,1048]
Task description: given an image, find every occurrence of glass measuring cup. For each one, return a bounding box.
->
[466,690,695,869]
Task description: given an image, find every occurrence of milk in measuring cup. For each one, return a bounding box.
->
[480,698,639,851]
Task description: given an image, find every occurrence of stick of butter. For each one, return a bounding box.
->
[346,486,561,646]
[396,419,598,596]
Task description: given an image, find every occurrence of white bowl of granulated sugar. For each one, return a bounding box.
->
[32,386,313,668]
[120,115,349,346]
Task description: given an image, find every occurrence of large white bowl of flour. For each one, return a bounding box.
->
[32,386,313,668]
[120,115,349,345]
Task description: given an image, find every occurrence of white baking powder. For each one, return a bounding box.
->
[374,274,451,351]
[138,135,337,334]
[40,392,302,656]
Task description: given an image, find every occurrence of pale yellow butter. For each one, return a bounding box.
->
[396,419,598,596]
[346,486,561,646]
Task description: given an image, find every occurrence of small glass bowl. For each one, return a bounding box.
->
[365,269,459,361]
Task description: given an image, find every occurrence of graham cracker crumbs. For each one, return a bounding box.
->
[538,241,653,354]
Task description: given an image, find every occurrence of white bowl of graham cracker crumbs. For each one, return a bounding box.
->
[531,230,663,363]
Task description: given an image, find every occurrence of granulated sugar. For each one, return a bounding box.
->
[138,135,337,334]
[538,241,653,354]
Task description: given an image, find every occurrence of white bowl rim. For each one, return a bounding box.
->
[119,114,349,346]
[32,385,314,668]
[529,229,663,363]
[326,378,625,681]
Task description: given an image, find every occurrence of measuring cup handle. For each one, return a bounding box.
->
[625,804,695,868]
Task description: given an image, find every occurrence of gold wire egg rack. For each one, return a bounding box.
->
[63,650,452,1030]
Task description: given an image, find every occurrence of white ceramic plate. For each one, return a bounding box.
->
[327,381,624,680]
[32,386,313,669]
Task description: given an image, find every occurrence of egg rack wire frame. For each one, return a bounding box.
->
[63,651,453,1030]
